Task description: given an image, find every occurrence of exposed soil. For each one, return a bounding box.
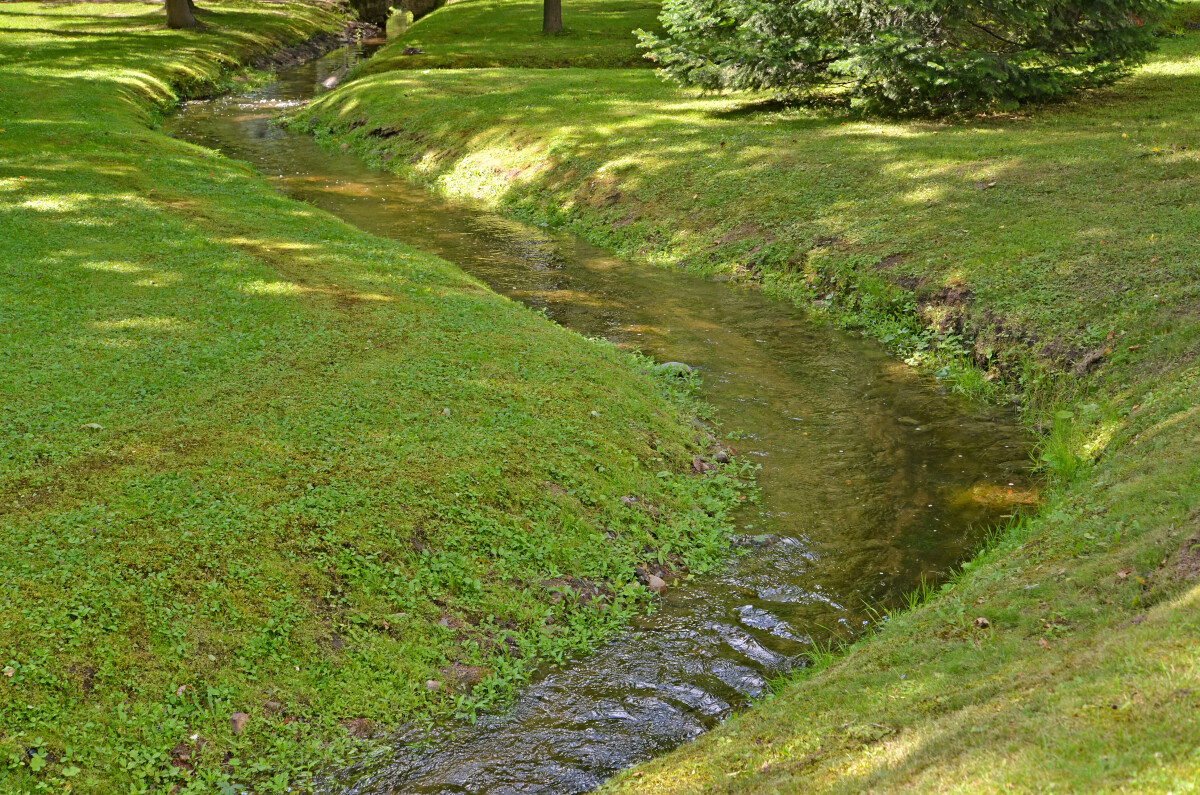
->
[251,21,381,72]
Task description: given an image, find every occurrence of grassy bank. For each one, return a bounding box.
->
[296,0,1200,790]
[357,0,660,73]
[0,3,746,792]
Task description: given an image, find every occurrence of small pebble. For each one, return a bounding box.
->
[230,712,249,734]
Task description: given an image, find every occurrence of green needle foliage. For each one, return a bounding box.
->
[640,0,1170,114]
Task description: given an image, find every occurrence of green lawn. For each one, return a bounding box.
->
[0,3,743,792]
[299,1,1200,790]
[358,0,661,72]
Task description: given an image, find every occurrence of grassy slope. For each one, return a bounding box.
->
[0,3,744,792]
[360,0,661,72]
[296,1,1200,791]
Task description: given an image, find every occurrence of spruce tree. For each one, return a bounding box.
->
[638,0,1168,114]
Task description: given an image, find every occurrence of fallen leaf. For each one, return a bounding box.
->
[1117,568,1132,579]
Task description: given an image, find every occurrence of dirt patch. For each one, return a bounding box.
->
[614,211,639,228]
[912,281,976,335]
[710,222,770,248]
[1173,531,1200,582]
[340,717,377,738]
[928,282,974,307]
[439,663,489,689]
[1070,347,1108,377]
[251,22,381,73]
[366,125,405,139]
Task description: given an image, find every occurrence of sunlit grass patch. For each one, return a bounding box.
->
[357,0,660,74]
[0,2,748,792]
[300,0,1200,789]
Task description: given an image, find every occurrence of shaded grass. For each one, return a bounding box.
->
[357,0,661,73]
[296,0,1200,789]
[0,3,745,792]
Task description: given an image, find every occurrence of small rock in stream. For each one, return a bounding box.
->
[646,574,667,595]
[657,361,694,376]
[736,534,781,548]
[714,450,731,464]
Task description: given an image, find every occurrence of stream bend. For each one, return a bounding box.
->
[167,45,1032,795]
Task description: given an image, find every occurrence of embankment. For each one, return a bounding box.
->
[0,3,744,792]
[295,1,1200,789]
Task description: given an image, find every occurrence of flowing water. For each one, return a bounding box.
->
[167,45,1033,795]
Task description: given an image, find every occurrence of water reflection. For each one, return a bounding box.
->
[168,47,1032,794]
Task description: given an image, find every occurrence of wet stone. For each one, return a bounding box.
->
[736,534,781,548]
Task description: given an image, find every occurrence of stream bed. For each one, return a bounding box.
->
[167,44,1033,795]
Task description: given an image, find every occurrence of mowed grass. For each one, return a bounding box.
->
[298,2,1200,791]
[357,0,661,73]
[303,7,1200,390]
[0,3,745,792]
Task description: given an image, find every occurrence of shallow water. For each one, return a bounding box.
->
[167,45,1032,795]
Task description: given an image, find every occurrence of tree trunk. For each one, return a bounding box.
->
[186,0,196,11]
[166,0,198,28]
[543,0,562,34]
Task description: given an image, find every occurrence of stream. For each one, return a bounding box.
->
[167,43,1033,795]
